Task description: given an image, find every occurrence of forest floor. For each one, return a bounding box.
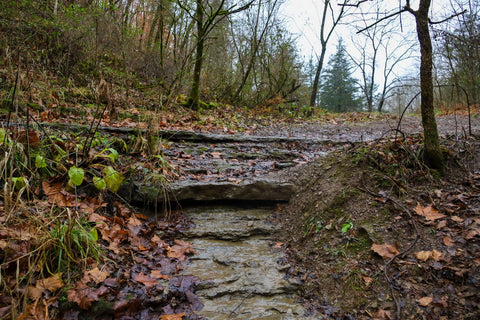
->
[277,123,480,319]
[0,100,479,319]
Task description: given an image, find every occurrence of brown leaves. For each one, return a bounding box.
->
[371,243,399,259]
[372,309,392,320]
[160,313,186,320]
[414,203,445,221]
[28,274,64,300]
[67,267,111,309]
[417,296,433,306]
[443,236,455,246]
[133,272,160,289]
[84,267,110,284]
[414,249,442,262]
[167,240,196,261]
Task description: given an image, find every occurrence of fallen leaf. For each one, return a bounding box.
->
[371,243,399,259]
[465,228,479,240]
[151,234,168,248]
[36,273,64,292]
[415,250,432,262]
[167,240,196,261]
[85,267,110,284]
[417,296,433,306]
[443,236,455,246]
[133,272,158,289]
[273,242,283,249]
[160,313,186,320]
[436,220,447,229]
[67,285,97,310]
[433,297,449,308]
[415,249,442,262]
[451,216,464,223]
[127,215,143,236]
[373,309,392,319]
[414,203,445,221]
[362,276,373,286]
[209,152,222,158]
[431,249,442,261]
[150,270,169,280]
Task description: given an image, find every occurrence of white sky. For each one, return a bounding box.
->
[280,0,456,81]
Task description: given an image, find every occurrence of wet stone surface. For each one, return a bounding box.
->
[163,140,334,183]
[180,206,307,319]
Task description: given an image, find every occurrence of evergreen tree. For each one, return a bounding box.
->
[320,39,361,112]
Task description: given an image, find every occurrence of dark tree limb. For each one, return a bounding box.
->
[429,9,467,24]
[356,9,407,34]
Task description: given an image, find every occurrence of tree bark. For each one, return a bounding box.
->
[186,0,205,110]
[412,0,444,171]
[309,47,327,108]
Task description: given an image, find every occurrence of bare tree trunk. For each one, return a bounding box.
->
[309,47,327,108]
[410,0,444,171]
[186,0,205,110]
[308,0,347,110]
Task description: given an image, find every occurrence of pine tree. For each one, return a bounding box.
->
[320,39,361,112]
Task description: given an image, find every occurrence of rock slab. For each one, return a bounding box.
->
[180,206,307,319]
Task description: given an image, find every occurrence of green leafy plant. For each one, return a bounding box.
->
[102,165,123,192]
[304,216,323,237]
[68,166,85,186]
[95,148,119,163]
[341,220,354,234]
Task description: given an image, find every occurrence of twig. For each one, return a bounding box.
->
[82,102,110,163]
[396,91,421,141]
[228,291,251,318]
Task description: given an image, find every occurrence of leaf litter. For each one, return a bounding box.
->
[1,179,204,319]
[278,134,480,319]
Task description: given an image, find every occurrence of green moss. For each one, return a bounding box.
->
[346,235,372,254]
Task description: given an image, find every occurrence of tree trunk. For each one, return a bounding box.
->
[414,0,444,171]
[309,47,327,108]
[186,0,205,110]
[308,0,346,110]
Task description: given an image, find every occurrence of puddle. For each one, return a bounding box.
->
[180,206,308,319]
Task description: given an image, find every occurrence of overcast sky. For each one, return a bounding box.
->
[280,0,456,80]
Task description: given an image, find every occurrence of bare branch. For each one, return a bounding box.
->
[356,8,407,34]
[339,0,371,8]
[429,9,467,24]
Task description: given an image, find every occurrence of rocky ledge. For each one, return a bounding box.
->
[119,178,296,206]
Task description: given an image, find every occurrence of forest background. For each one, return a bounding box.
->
[1,0,478,117]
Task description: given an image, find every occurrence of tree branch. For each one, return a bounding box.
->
[357,8,407,34]
[339,0,371,8]
[429,9,467,24]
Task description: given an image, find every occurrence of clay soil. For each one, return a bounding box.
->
[276,130,480,319]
